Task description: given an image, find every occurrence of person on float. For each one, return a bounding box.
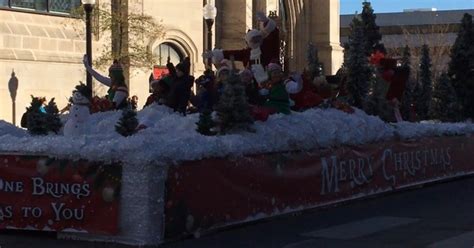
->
[207,12,279,77]
[144,79,170,108]
[285,71,324,111]
[263,63,291,115]
[192,72,217,112]
[240,69,265,106]
[166,57,194,115]
[82,55,129,109]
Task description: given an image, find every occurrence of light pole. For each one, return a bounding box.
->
[82,0,96,89]
[203,1,217,70]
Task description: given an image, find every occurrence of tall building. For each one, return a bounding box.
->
[0,0,343,124]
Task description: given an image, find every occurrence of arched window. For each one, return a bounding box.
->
[153,42,183,66]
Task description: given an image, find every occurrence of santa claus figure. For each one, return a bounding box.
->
[285,72,324,111]
[209,12,280,79]
[64,83,92,136]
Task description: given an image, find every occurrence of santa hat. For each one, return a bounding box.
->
[267,63,282,73]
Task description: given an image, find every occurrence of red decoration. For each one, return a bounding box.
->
[370,51,385,66]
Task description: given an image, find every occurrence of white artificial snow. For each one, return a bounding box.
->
[0,104,473,166]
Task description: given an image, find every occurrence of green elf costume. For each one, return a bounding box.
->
[264,63,291,115]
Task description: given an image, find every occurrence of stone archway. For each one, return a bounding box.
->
[280,0,343,75]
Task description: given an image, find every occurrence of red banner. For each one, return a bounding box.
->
[165,136,474,238]
[0,155,121,234]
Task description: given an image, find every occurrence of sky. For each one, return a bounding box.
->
[340,0,474,14]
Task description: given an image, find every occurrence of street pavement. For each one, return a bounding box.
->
[1,176,474,248]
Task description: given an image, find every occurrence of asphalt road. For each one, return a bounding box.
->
[1,176,474,248]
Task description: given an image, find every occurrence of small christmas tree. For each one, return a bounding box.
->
[361,1,385,55]
[448,13,474,120]
[346,17,372,108]
[25,96,49,135]
[416,44,433,120]
[307,43,324,80]
[196,109,216,136]
[44,98,62,134]
[215,62,254,134]
[430,73,462,122]
[115,109,139,137]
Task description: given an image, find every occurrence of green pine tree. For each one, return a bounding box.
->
[115,109,139,137]
[416,44,433,120]
[401,45,411,72]
[196,109,216,136]
[430,73,462,122]
[361,1,385,55]
[44,98,62,134]
[307,43,324,80]
[25,96,49,135]
[448,13,474,119]
[400,45,414,121]
[346,17,372,108]
[215,67,254,134]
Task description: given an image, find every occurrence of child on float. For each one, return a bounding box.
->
[166,57,194,115]
[239,69,265,106]
[262,63,291,115]
[82,55,129,109]
[144,78,171,108]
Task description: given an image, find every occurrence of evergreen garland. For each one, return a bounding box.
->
[196,109,216,136]
[115,109,139,137]
[346,17,372,108]
[215,67,254,134]
[430,73,461,122]
[448,13,474,119]
[416,44,433,120]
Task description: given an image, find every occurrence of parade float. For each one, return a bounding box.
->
[1,102,474,245]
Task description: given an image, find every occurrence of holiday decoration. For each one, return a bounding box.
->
[346,17,372,108]
[430,73,462,122]
[196,109,216,136]
[448,13,474,120]
[215,65,254,134]
[22,96,62,135]
[64,83,92,136]
[115,109,139,137]
[416,44,433,120]
[44,98,62,134]
[361,1,385,55]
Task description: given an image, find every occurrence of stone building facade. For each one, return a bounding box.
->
[0,0,343,125]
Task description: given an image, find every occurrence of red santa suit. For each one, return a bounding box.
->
[212,18,279,68]
[285,73,323,110]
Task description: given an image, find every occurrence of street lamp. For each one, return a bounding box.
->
[203,1,217,70]
[82,0,96,89]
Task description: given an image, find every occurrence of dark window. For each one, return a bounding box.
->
[154,43,184,66]
[11,0,47,11]
[2,0,81,15]
[50,0,81,13]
